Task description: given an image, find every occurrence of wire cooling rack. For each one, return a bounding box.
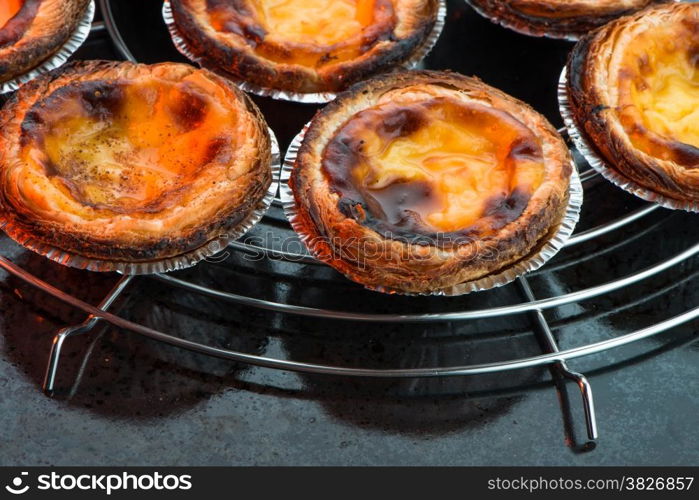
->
[0,0,697,451]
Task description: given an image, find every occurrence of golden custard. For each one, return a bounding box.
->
[253,0,376,46]
[0,0,23,29]
[21,72,241,217]
[323,97,545,234]
[0,61,272,264]
[617,24,699,164]
[207,0,395,67]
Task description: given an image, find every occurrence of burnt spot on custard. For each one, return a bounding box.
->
[20,80,126,146]
[669,142,699,168]
[688,44,699,69]
[507,137,540,162]
[79,82,126,120]
[0,0,40,48]
[167,84,209,131]
[207,0,266,46]
[379,105,426,140]
[19,108,45,145]
[323,104,433,231]
[681,15,699,41]
[481,187,531,228]
[202,136,232,165]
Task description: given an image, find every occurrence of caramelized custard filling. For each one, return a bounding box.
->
[0,0,23,29]
[617,19,699,167]
[19,73,239,215]
[207,0,396,67]
[322,97,545,237]
[256,0,374,46]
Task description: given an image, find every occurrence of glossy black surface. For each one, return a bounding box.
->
[0,0,698,466]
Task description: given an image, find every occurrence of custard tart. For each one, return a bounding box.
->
[168,0,442,94]
[0,60,272,266]
[566,2,699,204]
[0,0,91,83]
[289,71,572,294]
[468,0,669,39]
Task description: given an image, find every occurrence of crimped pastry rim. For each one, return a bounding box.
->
[564,1,699,208]
[559,67,699,212]
[282,121,582,296]
[0,129,281,275]
[0,0,92,87]
[0,60,276,273]
[286,70,576,294]
[166,0,444,97]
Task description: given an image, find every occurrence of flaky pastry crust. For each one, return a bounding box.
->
[290,71,572,293]
[0,0,90,83]
[469,0,668,38]
[169,0,440,93]
[0,60,272,263]
[567,2,699,202]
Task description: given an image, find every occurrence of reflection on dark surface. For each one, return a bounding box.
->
[279,332,539,436]
[0,0,697,466]
[0,245,116,386]
[0,249,541,433]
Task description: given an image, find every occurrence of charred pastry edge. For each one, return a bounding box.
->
[290,70,572,294]
[0,60,273,263]
[0,0,91,83]
[566,2,699,203]
[468,0,670,38]
[169,0,440,94]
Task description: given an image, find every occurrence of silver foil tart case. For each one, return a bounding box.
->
[0,128,281,275]
[0,1,96,94]
[280,123,583,296]
[558,66,699,212]
[162,0,446,104]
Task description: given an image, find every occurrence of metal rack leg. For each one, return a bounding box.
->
[42,275,134,396]
[98,0,137,62]
[518,277,598,449]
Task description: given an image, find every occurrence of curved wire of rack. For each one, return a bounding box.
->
[1,2,697,448]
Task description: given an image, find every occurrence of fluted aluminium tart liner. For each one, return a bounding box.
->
[558,67,699,212]
[280,123,583,296]
[0,0,95,94]
[0,129,281,275]
[162,0,447,104]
